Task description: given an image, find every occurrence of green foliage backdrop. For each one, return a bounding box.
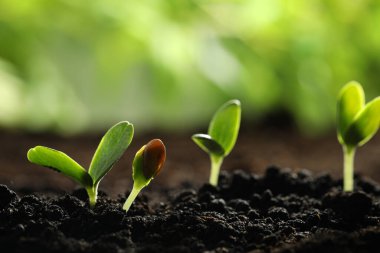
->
[0,0,379,134]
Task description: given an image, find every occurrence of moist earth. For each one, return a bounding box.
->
[1,166,380,253]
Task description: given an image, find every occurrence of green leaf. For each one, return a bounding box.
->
[27,146,92,187]
[191,134,225,156]
[337,81,365,144]
[343,97,380,147]
[132,145,150,189]
[89,121,134,185]
[208,99,241,155]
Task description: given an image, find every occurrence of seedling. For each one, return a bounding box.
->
[27,121,134,207]
[123,139,166,212]
[337,81,380,191]
[192,99,241,186]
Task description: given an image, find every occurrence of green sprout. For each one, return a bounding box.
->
[27,121,134,207]
[337,81,380,192]
[192,99,241,186]
[123,139,166,213]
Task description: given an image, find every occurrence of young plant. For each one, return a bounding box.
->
[27,121,134,207]
[337,81,380,191]
[123,139,166,212]
[192,99,241,186]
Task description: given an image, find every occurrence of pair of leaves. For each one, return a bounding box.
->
[337,81,380,147]
[27,121,134,188]
[192,100,241,157]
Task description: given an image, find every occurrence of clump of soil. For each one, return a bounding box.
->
[1,167,380,253]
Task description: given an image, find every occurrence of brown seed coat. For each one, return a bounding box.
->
[142,139,166,179]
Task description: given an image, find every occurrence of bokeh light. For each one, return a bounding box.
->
[0,0,379,135]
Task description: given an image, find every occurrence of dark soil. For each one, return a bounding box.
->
[1,167,380,253]
[1,129,380,196]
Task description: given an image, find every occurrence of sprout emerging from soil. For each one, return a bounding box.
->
[337,81,380,191]
[192,100,241,186]
[27,121,134,207]
[123,139,166,213]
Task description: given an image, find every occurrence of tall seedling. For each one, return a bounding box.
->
[337,81,380,191]
[192,100,241,186]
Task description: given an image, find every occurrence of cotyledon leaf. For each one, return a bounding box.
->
[192,134,225,156]
[208,99,241,155]
[337,81,365,144]
[343,97,380,147]
[89,121,134,184]
[132,145,147,188]
[27,146,92,187]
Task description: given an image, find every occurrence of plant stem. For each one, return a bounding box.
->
[209,155,223,186]
[86,185,98,208]
[343,145,356,192]
[123,184,142,212]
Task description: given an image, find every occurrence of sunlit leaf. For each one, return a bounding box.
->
[343,97,380,147]
[89,121,134,184]
[27,146,92,187]
[337,81,365,144]
[132,145,146,188]
[191,134,225,156]
[208,99,241,155]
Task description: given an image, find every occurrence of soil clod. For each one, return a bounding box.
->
[1,167,380,253]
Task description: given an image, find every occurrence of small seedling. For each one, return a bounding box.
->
[337,81,380,191]
[27,121,134,207]
[192,99,241,186]
[123,139,166,212]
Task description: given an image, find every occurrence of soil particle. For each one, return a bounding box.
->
[0,184,17,209]
[1,168,380,253]
[268,207,289,220]
[322,191,373,220]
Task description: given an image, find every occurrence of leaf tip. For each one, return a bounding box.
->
[191,133,209,141]
[339,81,364,99]
[230,99,241,106]
[115,120,134,131]
[27,147,36,161]
[27,146,44,162]
[225,99,241,109]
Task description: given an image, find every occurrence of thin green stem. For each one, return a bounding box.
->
[209,155,223,186]
[123,184,142,212]
[86,184,98,208]
[343,145,356,192]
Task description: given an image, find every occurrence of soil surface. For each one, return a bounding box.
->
[0,127,379,252]
[1,167,380,253]
[0,128,379,196]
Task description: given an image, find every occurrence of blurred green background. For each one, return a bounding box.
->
[0,0,379,135]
